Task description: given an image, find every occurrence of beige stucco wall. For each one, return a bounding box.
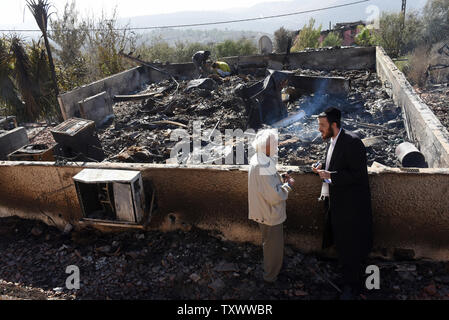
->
[0,161,448,260]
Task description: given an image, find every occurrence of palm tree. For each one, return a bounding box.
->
[0,38,23,116]
[10,37,40,121]
[26,0,60,101]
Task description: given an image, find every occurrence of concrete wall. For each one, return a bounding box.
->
[78,91,111,127]
[223,46,376,71]
[376,47,449,168]
[156,47,376,79]
[0,127,29,160]
[1,161,448,261]
[58,66,152,121]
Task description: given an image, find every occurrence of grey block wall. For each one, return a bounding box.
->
[0,127,29,160]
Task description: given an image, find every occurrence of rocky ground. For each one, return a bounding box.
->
[1,216,449,300]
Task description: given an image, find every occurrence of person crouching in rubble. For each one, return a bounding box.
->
[248,129,294,283]
[211,61,231,77]
[192,50,211,78]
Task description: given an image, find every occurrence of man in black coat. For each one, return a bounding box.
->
[312,107,373,300]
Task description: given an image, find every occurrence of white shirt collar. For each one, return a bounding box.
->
[330,128,342,146]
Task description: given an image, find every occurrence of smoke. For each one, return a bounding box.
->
[280,77,341,143]
[300,78,331,116]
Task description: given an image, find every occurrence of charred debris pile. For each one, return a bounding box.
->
[416,84,449,131]
[97,68,407,167]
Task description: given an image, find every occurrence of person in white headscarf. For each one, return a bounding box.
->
[248,129,294,283]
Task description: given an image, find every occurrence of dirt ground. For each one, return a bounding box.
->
[1,217,449,300]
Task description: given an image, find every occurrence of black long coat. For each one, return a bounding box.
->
[322,129,373,265]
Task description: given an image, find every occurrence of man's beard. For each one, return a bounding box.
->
[322,127,334,140]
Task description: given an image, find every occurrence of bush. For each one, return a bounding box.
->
[137,37,176,63]
[173,42,211,63]
[427,41,449,84]
[291,18,322,52]
[406,45,431,87]
[214,38,257,58]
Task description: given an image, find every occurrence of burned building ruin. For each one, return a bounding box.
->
[1,46,449,262]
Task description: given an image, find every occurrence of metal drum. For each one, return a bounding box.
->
[395,142,428,168]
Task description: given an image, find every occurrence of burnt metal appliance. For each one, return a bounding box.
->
[50,118,105,162]
[7,143,57,161]
[73,169,146,224]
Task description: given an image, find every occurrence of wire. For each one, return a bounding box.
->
[0,0,370,33]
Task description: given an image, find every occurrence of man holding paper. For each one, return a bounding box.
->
[312,107,373,300]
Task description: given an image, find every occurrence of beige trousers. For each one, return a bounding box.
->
[258,223,284,282]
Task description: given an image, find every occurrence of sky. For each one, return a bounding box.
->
[0,0,428,34]
[1,0,287,25]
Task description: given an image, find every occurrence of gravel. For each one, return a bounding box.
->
[416,84,449,131]
[1,216,449,300]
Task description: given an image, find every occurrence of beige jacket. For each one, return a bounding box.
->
[248,153,292,226]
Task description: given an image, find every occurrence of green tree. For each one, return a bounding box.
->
[354,25,377,47]
[0,38,23,116]
[321,32,343,47]
[401,10,425,53]
[50,1,87,67]
[375,12,404,57]
[375,11,425,57]
[84,8,137,79]
[273,27,294,53]
[291,18,322,52]
[422,0,449,44]
[173,41,210,63]
[50,0,89,91]
[214,38,257,58]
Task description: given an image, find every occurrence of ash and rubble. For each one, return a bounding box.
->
[416,83,449,132]
[1,216,449,300]
[97,69,408,167]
